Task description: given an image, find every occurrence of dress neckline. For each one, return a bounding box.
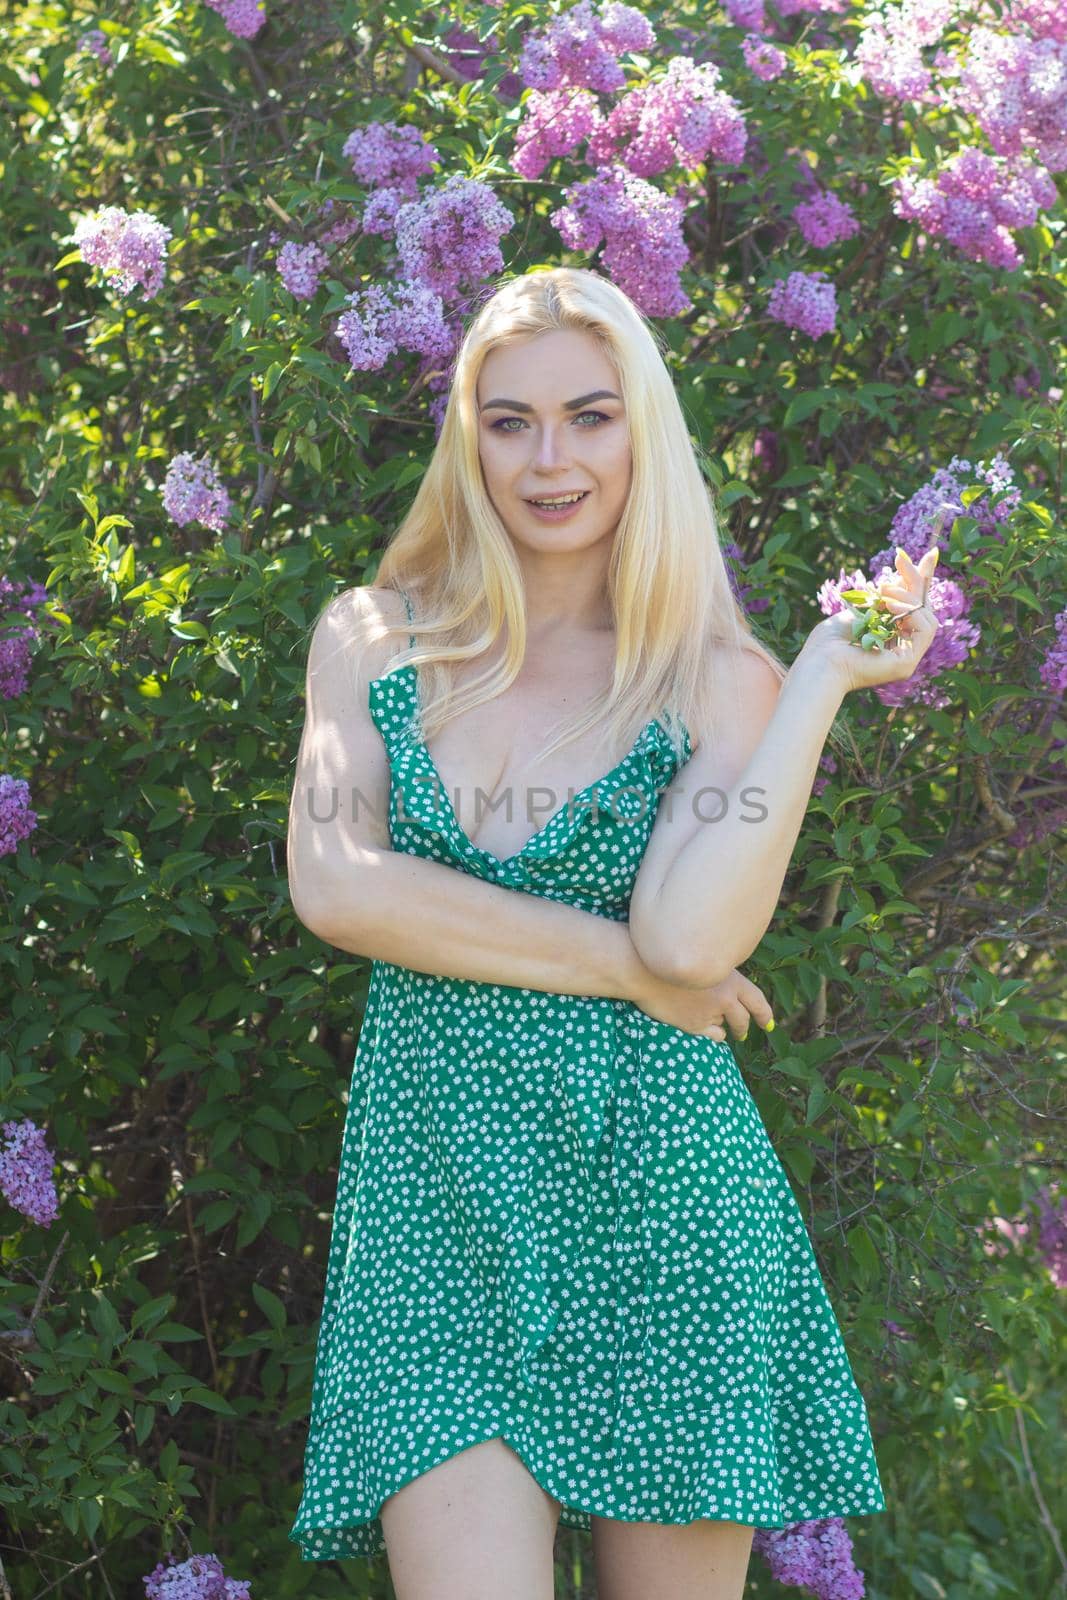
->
[368,661,690,871]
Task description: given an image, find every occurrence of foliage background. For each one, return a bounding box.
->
[0,0,1064,1596]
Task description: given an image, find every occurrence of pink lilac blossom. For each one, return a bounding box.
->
[777,0,850,13]
[512,88,605,180]
[724,0,768,29]
[0,773,37,856]
[335,280,456,371]
[519,0,656,94]
[892,145,1057,270]
[0,1119,58,1227]
[752,1517,866,1600]
[979,1187,1067,1287]
[1007,0,1067,42]
[742,35,788,79]
[143,1552,251,1600]
[793,189,860,246]
[854,0,954,104]
[586,54,748,175]
[276,240,329,300]
[73,205,173,300]
[767,269,838,337]
[203,0,265,38]
[342,121,440,198]
[162,452,232,533]
[551,164,692,316]
[82,27,114,67]
[394,175,514,300]
[954,27,1067,174]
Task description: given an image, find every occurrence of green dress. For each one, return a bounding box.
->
[289,591,886,1561]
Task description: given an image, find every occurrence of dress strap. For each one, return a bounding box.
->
[395,585,416,649]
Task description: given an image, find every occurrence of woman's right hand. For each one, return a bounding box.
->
[628,964,775,1043]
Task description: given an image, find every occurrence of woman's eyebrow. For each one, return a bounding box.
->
[478,389,622,414]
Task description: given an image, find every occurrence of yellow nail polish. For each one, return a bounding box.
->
[765,1018,775,1032]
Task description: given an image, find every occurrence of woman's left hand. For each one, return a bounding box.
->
[801,546,942,695]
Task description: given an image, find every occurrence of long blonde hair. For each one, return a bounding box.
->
[369,265,790,762]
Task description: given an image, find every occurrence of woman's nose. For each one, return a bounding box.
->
[531,424,571,466]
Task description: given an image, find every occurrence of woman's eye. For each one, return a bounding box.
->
[491,411,609,432]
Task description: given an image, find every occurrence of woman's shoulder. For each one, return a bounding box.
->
[305,584,413,689]
[318,582,409,635]
[687,640,784,751]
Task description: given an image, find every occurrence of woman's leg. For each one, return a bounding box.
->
[590,1514,755,1600]
[380,1436,563,1600]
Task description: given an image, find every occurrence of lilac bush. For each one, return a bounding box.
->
[2,0,1065,1591]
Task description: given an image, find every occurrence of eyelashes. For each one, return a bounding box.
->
[490,411,611,432]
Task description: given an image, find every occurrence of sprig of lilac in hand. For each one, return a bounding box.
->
[804,546,942,694]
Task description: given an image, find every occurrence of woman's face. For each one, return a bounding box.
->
[476,328,632,556]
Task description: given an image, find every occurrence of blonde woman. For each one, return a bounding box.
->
[287,266,937,1599]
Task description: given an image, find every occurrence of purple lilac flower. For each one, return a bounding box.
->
[361,189,408,237]
[0,1119,58,1226]
[892,145,1058,271]
[0,773,37,856]
[440,25,524,99]
[82,27,114,67]
[752,1517,866,1600]
[742,35,788,79]
[276,240,329,300]
[512,88,605,180]
[0,630,34,698]
[0,576,50,701]
[881,1316,916,1339]
[767,269,838,337]
[162,452,232,533]
[343,121,440,198]
[812,751,838,797]
[519,0,656,94]
[724,0,768,29]
[143,1551,252,1600]
[394,175,514,300]
[551,163,692,316]
[586,54,748,175]
[954,26,1067,174]
[202,0,265,38]
[793,189,860,246]
[1034,1185,1067,1288]
[1008,0,1067,42]
[336,280,456,371]
[73,205,173,300]
[817,563,981,710]
[722,540,771,616]
[1038,607,1067,695]
[855,0,954,105]
[870,453,1021,572]
[752,426,780,478]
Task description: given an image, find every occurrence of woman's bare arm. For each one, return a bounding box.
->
[628,643,842,988]
[287,585,651,1000]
